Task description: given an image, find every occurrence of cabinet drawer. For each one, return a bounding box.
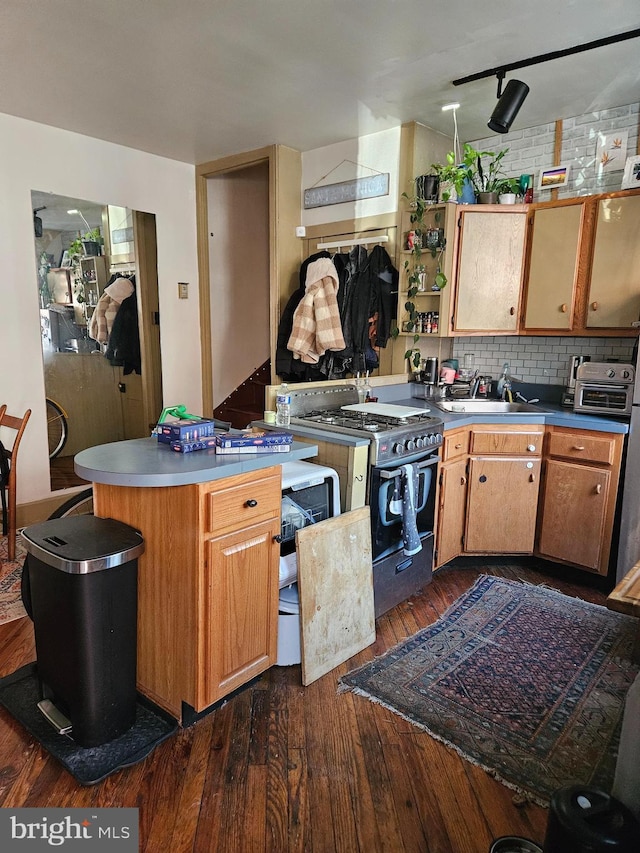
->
[204,469,281,536]
[442,429,470,462]
[547,430,615,466]
[470,428,543,456]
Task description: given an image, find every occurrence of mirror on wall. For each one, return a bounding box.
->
[31,191,163,492]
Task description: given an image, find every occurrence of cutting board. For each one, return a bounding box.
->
[341,402,430,418]
[296,506,375,686]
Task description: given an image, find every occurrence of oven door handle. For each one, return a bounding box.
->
[379,454,439,480]
[378,462,435,526]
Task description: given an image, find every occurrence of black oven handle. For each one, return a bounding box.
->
[379,454,439,480]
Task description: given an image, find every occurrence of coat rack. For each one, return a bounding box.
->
[316,235,389,251]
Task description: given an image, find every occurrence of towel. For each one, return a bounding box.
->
[400,463,422,556]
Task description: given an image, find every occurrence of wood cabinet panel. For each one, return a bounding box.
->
[546,430,615,465]
[436,458,468,567]
[523,203,582,330]
[94,464,282,721]
[470,427,543,456]
[442,428,470,462]
[201,519,280,708]
[465,457,541,553]
[537,460,610,572]
[203,468,280,536]
[587,194,640,329]
[453,209,526,333]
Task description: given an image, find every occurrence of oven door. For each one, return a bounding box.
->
[370,450,438,562]
[575,382,632,415]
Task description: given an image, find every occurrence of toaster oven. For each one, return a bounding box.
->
[574,362,634,417]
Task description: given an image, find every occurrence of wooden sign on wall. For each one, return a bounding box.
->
[304,172,390,209]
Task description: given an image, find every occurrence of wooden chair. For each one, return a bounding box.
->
[0,405,32,562]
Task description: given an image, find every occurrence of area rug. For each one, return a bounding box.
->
[340,574,639,806]
[0,534,27,624]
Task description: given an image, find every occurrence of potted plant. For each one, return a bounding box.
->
[495,177,520,204]
[431,144,511,204]
[81,227,103,257]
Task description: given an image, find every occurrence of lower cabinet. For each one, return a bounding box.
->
[465,456,541,553]
[435,423,622,575]
[94,465,281,721]
[535,426,624,575]
[464,425,543,554]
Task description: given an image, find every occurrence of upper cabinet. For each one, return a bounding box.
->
[522,190,640,336]
[452,207,527,335]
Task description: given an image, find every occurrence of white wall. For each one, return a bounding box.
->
[301,127,401,226]
[0,112,200,506]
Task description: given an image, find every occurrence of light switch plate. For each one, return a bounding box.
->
[178,282,189,299]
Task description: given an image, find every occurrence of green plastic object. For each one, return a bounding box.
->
[157,405,201,424]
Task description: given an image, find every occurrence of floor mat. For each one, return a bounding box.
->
[0,662,178,785]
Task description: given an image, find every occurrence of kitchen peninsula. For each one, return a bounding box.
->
[75,437,318,723]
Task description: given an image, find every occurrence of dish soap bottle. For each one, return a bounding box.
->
[276,382,291,427]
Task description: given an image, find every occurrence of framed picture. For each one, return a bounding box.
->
[60,250,72,268]
[538,164,571,191]
[621,155,640,190]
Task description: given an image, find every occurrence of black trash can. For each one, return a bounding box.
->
[22,516,144,748]
[543,785,640,852]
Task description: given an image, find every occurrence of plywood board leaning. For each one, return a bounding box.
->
[296,506,375,685]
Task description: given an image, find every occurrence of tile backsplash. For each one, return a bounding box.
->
[452,336,636,386]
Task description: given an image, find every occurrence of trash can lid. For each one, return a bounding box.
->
[22,516,144,574]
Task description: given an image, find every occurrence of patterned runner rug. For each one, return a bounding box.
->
[0,535,27,624]
[340,574,639,806]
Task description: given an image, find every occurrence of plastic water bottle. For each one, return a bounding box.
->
[276,382,291,427]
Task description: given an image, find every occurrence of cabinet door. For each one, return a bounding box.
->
[435,458,468,567]
[200,518,280,709]
[465,457,541,553]
[587,194,640,329]
[537,459,610,573]
[523,203,583,330]
[453,210,526,332]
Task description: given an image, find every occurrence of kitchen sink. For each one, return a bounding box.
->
[434,400,544,414]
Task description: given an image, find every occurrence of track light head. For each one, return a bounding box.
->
[488,78,530,133]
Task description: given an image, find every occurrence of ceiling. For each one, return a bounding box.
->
[3,1,640,165]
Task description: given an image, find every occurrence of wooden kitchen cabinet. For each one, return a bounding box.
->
[452,207,527,334]
[464,425,542,554]
[94,466,281,720]
[536,426,624,575]
[435,428,470,567]
[522,190,640,335]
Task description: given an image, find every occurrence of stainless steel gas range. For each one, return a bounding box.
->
[288,385,444,616]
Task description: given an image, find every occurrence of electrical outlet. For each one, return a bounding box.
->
[178,282,189,299]
[295,226,306,237]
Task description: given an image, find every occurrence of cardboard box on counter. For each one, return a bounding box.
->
[214,444,291,455]
[157,418,219,444]
[213,428,293,450]
[170,438,218,453]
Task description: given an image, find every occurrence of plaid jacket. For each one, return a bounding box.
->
[287,258,346,364]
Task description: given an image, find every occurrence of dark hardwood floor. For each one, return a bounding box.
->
[0,560,609,852]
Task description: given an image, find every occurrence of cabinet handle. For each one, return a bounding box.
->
[529,473,536,483]
[591,301,598,311]
[245,499,258,507]
[461,476,467,486]
[573,445,585,451]
[527,444,536,452]
[595,483,602,495]
[455,443,462,449]
[273,534,283,543]
[509,306,515,316]
[561,303,568,313]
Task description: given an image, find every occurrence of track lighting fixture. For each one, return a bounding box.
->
[488,72,530,134]
[451,27,640,134]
